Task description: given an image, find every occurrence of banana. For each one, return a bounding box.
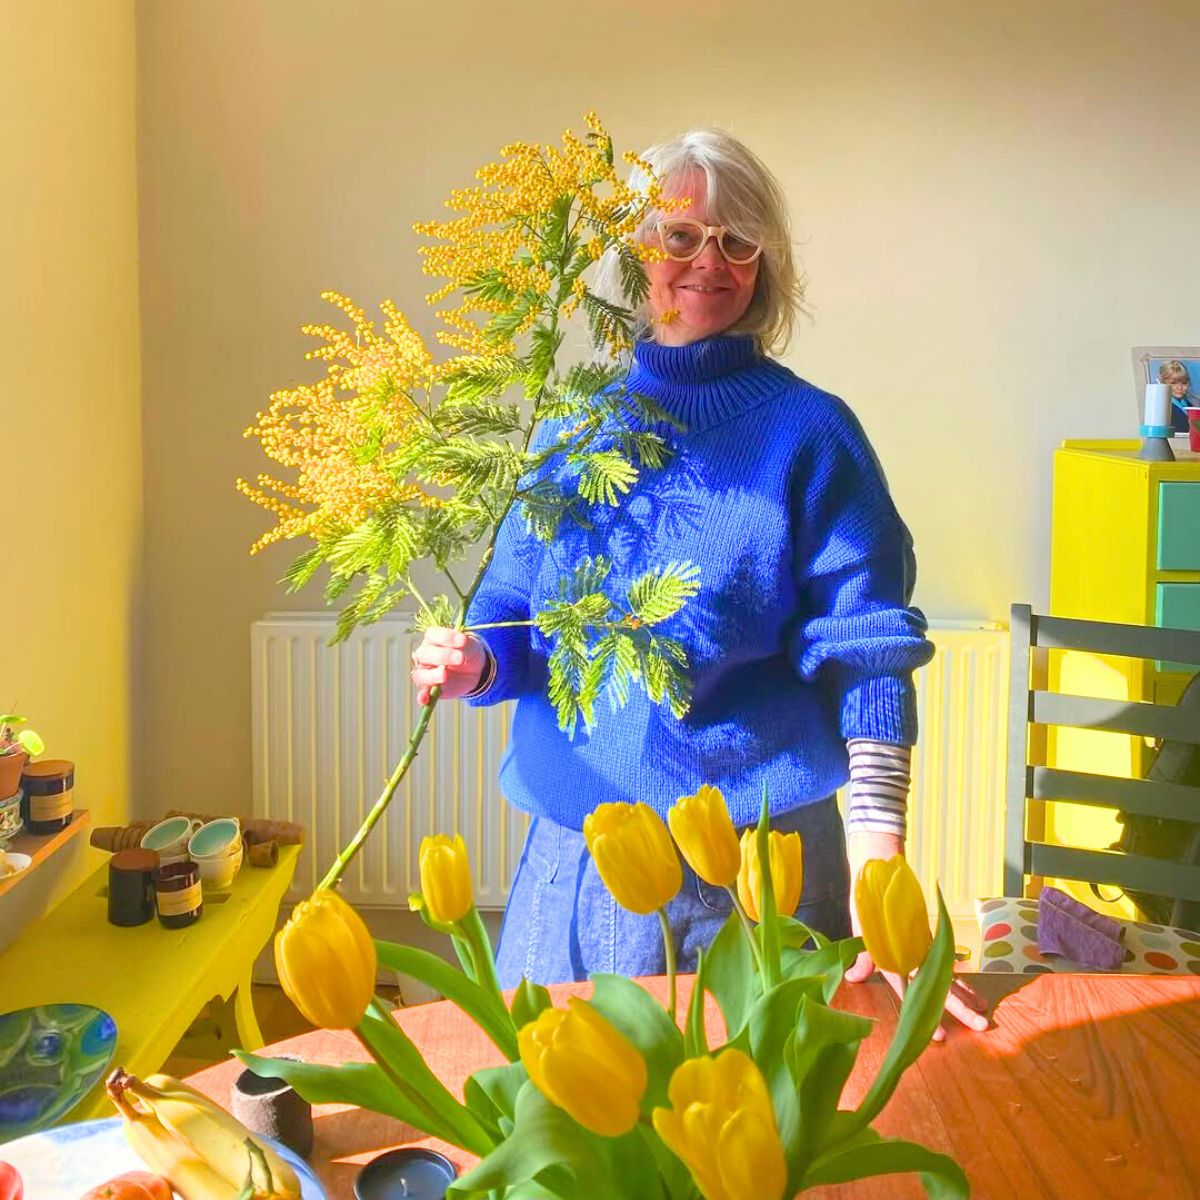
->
[133,1072,301,1199]
[107,1070,243,1200]
[106,1067,302,1200]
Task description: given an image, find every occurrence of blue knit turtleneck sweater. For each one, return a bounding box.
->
[466,334,934,830]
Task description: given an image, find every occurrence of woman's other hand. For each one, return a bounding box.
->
[845,829,989,1039]
[410,628,489,705]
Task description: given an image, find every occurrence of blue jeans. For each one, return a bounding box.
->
[495,797,851,987]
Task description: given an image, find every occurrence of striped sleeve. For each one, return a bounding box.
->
[845,738,912,838]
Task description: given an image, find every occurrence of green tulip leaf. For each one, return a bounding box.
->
[846,888,956,1136]
[450,1083,636,1200]
[683,946,709,1059]
[587,973,685,1112]
[0,715,26,726]
[16,730,43,756]
[511,977,554,1031]
[357,1000,495,1155]
[784,995,874,1177]
[704,910,760,1040]
[777,915,830,950]
[233,1051,443,1132]
[375,939,518,1061]
[466,1061,528,1126]
[755,789,782,988]
[780,935,864,1003]
[801,1130,969,1199]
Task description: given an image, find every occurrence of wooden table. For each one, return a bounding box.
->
[189,971,1200,1199]
[0,844,299,1120]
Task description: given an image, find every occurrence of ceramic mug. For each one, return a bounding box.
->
[187,817,242,860]
[195,838,244,891]
[140,816,203,866]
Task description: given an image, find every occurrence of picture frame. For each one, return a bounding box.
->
[1132,346,1200,435]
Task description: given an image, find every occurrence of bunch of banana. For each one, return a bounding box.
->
[105,1068,302,1200]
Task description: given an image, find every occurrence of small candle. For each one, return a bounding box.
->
[355,1147,457,1200]
[1145,382,1171,428]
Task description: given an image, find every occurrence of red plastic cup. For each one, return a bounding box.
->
[1187,407,1200,453]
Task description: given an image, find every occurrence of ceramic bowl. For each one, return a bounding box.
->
[0,853,32,883]
[140,815,202,865]
[187,817,241,860]
[0,1005,118,1144]
[196,838,243,891]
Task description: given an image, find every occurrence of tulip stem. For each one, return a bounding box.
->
[657,907,677,1022]
[728,890,766,978]
[459,906,508,1018]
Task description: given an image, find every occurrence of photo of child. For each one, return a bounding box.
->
[1133,347,1200,435]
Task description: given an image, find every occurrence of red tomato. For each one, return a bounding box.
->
[79,1172,172,1200]
[0,1162,22,1200]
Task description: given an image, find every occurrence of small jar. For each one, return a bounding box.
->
[154,860,203,928]
[20,759,75,835]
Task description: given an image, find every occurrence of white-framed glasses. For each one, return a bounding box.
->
[655,218,763,265]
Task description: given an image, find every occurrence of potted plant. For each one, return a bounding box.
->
[0,713,45,799]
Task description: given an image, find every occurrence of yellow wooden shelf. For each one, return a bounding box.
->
[0,809,90,899]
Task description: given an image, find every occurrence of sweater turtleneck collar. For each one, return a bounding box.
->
[625,334,790,431]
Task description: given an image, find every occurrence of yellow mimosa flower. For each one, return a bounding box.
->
[736,827,803,922]
[652,1049,787,1200]
[583,802,682,914]
[668,785,740,888]
[518,999,648,1137]
[854,855,932,976]
[274,888,376,1030]
[418,833,474,924]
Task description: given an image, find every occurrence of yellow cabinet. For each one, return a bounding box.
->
[1048,440,1200,914]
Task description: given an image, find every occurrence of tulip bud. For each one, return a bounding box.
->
[736,827,803,922]
[668,785,740,888]
[518,998,648,1136]
[652,1049,787,1200]
[274,888,376,1029]
[419,833,474,924]
[854,855,933,976]
[583,802,682,914]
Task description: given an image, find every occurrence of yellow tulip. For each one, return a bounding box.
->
[419,833,474,924]
[668,785,740,888]
[518,998,648,1137]
[652,1049,787,1200]
[854,855,933,976]
[736,828,803,922]
[274,888,376,1029]
[583,802,682,914]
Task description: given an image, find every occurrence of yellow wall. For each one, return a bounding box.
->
[2,2,141,860]
[135,0,1200,813]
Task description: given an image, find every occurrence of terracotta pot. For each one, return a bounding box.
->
[0,750,28,801]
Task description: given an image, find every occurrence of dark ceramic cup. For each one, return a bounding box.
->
[230,1055,313,1160]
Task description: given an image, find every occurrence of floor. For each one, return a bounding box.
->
[161,983,401,1080]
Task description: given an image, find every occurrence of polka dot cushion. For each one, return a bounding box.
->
[973,896,1200,975]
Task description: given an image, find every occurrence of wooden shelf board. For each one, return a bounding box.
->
[0,809,90,898]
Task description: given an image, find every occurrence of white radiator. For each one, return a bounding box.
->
[251,614,1009,926]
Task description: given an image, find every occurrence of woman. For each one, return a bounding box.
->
[412,128,987,1034]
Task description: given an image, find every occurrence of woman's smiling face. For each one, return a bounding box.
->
[644,171,760,346]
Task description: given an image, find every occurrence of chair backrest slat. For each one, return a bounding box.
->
[1028,842,1200,906]
[1030,691,1200,743]
[1032,766,1200,823]
[1033,612,1200,665]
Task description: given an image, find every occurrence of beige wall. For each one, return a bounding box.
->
[136,0,1200,813]
[1,1,141,903]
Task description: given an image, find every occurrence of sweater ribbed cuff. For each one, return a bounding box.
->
[465,626,528,706]
[839,674,918,744]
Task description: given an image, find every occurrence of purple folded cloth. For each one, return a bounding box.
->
[1036,886,1126,970]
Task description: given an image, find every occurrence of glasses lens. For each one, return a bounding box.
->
[719,232,761,263]
[659,220,706,260]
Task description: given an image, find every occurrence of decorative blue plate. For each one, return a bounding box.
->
[0,1116,326,1198]
[0,1004,118,1143]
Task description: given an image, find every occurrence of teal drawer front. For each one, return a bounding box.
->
[1157,483,1200,569]
[1155,582,1200,672]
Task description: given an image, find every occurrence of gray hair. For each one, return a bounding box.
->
[590,128,806,356]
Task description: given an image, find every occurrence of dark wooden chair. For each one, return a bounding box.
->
[974,604,1200,974]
